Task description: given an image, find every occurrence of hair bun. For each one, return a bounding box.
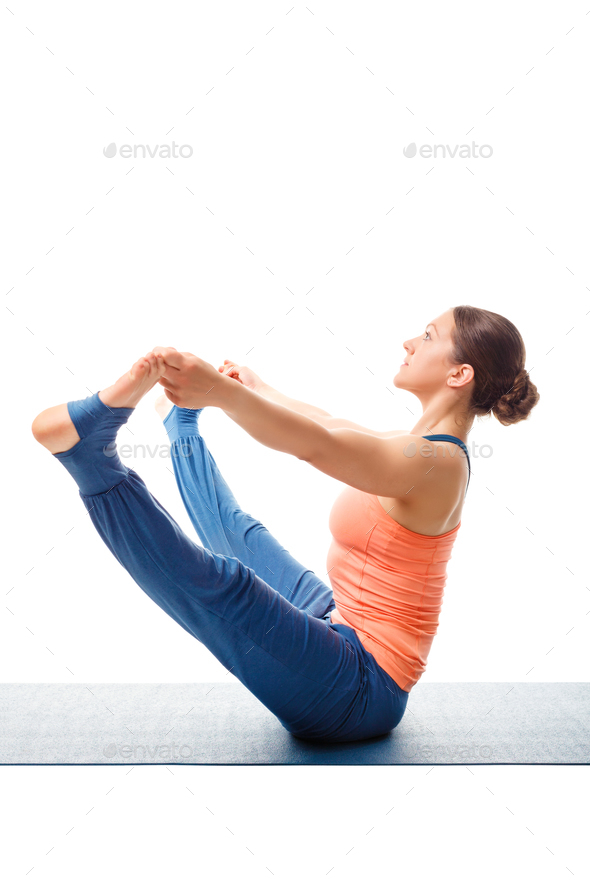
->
[515,369,529,398]
[500,368,528,404]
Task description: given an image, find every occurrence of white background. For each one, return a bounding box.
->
[2,0,589,881]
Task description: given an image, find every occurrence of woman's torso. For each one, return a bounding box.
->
[326,430,471,692]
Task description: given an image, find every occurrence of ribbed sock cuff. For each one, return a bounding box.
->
[163,405,204,441]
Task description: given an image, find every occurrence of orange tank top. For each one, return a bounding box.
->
[326,462,466,693]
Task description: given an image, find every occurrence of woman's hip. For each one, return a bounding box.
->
[286,621,409,743]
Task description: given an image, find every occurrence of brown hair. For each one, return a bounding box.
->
[450,305,540,427]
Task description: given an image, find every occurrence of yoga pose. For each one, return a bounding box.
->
[31,305,539,743]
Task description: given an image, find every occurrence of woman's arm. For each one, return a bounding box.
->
[220,382,434,500]
[218,360,404,437]
[155,348,405,444]
[154,349,420,494]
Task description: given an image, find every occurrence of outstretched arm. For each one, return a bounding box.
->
[154,347,405,456]
[218,359,404,436]
[153,347,438,497]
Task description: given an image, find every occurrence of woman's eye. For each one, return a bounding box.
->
[423,331,430,340]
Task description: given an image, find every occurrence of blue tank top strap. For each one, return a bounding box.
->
[421,434,471,497]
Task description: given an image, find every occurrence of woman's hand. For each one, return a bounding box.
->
[152,346,234,410]
[217,359,265,393]
[152,349,324,463]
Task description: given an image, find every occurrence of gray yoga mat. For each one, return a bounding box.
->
[1,682,588,765]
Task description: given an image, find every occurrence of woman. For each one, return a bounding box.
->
[31,305,539,743]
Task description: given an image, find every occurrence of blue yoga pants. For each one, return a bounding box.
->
[53,392,408,743]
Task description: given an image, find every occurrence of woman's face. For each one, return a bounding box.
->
[394,308,456,392]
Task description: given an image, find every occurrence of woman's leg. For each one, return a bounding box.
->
[159,402,335,621]
[32,358,407,742]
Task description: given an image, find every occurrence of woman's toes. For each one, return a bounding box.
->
[129,357,149,380]
[140,353,160,372]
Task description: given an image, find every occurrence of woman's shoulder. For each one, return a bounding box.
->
[376,433,468,536]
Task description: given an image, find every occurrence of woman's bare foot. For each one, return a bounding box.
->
[155,393,174,421]
[32,353,165,454]
[99,352,165,409]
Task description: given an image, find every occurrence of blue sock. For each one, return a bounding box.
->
[52,391,135,496]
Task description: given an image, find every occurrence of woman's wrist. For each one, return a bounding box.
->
[217,372,248,411]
